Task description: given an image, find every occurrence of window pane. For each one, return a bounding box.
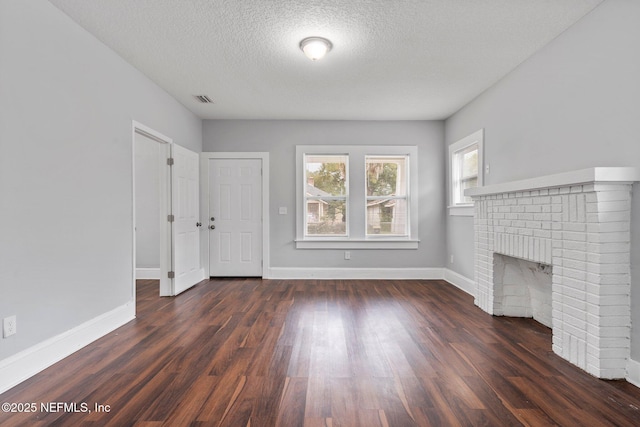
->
[305,155,347,196]
[366,198,407,235]
[461,148,478,179]
[366,157,407,197]
[306,199,347,236]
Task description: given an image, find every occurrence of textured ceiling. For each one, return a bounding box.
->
[48,0,603,120]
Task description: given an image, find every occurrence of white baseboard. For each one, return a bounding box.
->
[0,302,135,394]
[627,358,640,388]
[264,268,478,295]
[443,268,475,296]
[136,267,160,279]
[266,267,444,280]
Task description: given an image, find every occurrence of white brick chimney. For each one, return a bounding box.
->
[467,168,639,379]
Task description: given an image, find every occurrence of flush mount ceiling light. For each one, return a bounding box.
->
[299,37,332,61]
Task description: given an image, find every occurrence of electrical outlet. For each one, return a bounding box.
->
[3,316,16,338]
[450,254,454,264]
[344,251,351,260]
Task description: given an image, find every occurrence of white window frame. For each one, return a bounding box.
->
[296,145,419,249]
[448,129,484,216]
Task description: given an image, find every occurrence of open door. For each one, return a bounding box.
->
[170,143,204,294]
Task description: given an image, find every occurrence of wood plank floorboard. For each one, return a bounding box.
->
[1,278,640,426]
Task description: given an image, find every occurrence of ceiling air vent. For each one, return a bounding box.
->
[194,95,214,104]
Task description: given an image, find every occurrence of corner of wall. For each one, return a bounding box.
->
[443,268,475,296]
[0,303,135,395]
[627,358,640,389]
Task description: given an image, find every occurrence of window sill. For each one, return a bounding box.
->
[448,205,474,216]
[295,239,420,249]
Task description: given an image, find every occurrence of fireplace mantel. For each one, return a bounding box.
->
[466,167,640,198]
[466,166,639,379]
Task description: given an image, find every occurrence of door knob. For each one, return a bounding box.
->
[209,225,216,230]
[196,222,202,227]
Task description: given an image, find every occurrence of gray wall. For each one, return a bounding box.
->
[445,0,640,358]
[135,133,162,269]
[203,120,446,270]
[0,0,201,360]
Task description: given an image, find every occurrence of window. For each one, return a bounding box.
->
[304,155,348,237]
[296,145,418,249]
[366,156,408,236]
[449,129,483,216]
[453,145,478,205]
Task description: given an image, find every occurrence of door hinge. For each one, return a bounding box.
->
[167,158,174,166]
[167,214,175,222]
[168,271,175,279]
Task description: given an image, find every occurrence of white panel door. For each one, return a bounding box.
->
[209,158,262,276]
[172,144,202,294]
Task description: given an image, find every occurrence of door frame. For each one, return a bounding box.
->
[200,152,270,278]
[132,121,173,299]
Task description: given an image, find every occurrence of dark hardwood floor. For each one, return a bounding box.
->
[1,278,639,426]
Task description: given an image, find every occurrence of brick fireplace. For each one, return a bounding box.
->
[467,168,639,379]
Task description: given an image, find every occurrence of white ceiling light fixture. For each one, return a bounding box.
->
[300,37,332,61]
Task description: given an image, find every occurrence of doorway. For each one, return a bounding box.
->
[133,122,172,297]
[132,122,204,298]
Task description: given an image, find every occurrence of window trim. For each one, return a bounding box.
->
[448,129,484,217]
[296,145,419,249]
